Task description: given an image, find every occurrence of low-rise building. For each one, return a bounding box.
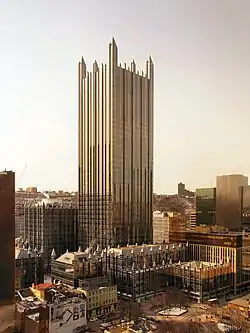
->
[166,260,234,302]
[80,280,117,319]
[15,284,87,333]
[51,247,107,288]
[228,298,250,317]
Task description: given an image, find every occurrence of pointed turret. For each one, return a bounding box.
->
[80,57,87,79]
[51,248,56,259]
[93,60,99,73]
[109,38,118,68]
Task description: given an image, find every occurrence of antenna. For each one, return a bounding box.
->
[17,164,27,188]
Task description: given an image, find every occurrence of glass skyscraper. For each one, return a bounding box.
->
[78,39,154,249]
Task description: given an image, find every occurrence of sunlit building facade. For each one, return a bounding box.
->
[78,39,154,249]
[216,174,248,230]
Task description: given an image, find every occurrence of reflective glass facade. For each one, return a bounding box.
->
[78,40,154,249]
[241,185,250,231]
[216,174,248,230]
[196,187,216,226]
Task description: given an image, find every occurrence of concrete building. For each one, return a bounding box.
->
[79,281,117,319]
[153,211,169,243]
[0,170,15,304]
[187,210,196,230]
[24,200,78,268]
[78,39,154,249]
[196,187,216,226]
[153,211,186,244]
[178,182,194,198]
[15,284,87,333]
[216,174,248,230]
[15,247,44,290]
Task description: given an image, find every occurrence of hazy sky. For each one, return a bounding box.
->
[1,0,250,193]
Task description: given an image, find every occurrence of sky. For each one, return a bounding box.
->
[1,0,250,193]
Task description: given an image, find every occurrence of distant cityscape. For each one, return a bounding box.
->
[1,40,250,333]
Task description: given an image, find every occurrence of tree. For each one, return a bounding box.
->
[225,309,250,332]
[117,300,142,322]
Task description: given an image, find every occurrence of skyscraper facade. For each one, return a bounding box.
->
[216,174,248,230]
[0,171,15,303]
[78,39,154,249]
[196,187,216,226]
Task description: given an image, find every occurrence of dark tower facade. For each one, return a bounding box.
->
[0,171,15,303]
[78,39,154,249]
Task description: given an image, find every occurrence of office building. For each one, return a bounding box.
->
[241,185,250,231]
[153,211,169,243]
[186,210,196,230]
[24,200,78,267]
[196,187,216,226]
[166,260,234,302]
[178,182,194,198]
[216,174,248,230]
[78,39,154,249]
[107,244,186,301]
[153,211,186,244]
[15,247,44,290]
[0,170,15,304]
[79,281,117,319]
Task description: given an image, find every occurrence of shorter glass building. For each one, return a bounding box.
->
[196,187,216,226]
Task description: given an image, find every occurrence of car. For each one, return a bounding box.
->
[89,317,98,322]
[98,314,106,320]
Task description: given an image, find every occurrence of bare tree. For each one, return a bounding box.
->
[222,308,250,332]
[117,300,141,322]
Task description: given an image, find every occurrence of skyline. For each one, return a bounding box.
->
[1,0,250,193]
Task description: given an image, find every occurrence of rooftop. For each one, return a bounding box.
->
[32,283,54,291]
[229,298,250,308]
[108,243,185,256]
[174,261,229,270]
[78,277,115,291]
[16,284,87,311]
[15,247,38,260]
